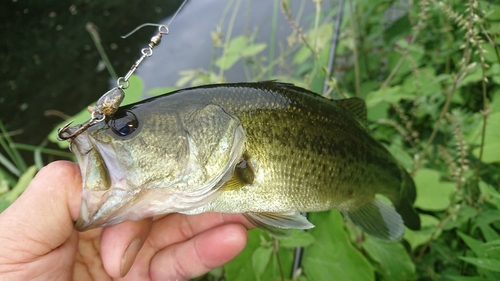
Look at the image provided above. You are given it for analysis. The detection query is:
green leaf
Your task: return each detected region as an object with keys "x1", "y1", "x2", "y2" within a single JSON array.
[
  {"x1": 240, "y1": 43, "x2": 267, "y2": 57},
  {"x1": 215, "y1": 53, "x2": 240, "y2": 71},
  {"x1": 293, "y1": 45, "x2": 312, "y2": 65},
  {"x1": 303, "y1": 210, "x2": 374, "y2": 281},
  {"x1": 459, "y1": 257, "x2": 500, "y2": 272},
  {"x1": 414, "y1": 169, "x2": 455, "y2": 211},
  {"x1": 363, "y1": 237, "x2": 416, "y2": 281},
  {"x1": 443, "y1": 204, "x2": 478, "y2": 230},
  {"x1": 384, "y1": 140, "x2": 414, "y2": 171},
  {"x1": 478, "y1": 224, "x2": 500, "y2": 242},
  {"x1": 121, "y1": 74, "x2": 144, "y2": 106},
  {"x1": 473, "y1": 112, "x2": 500, "y2": 163},
  {"x1": 365, "y1": 86, "x2": 414, "y2": 108},
  {"x1": 226, "y1": 35, "x2": 247, "y2": 54},
  {"x1": 279, "y1": 229, "x2": 315, "y2": 248},
  {"x1": 261, "y1": 244, "x2": 294, "y2": 281},
  {"x1": 405, "y1": 214, "x2": 441, "y2": 250},
  {"x1": 478, "y1": 182, "x2": 500, "y2": 210},
  {"x1": 482, "y1": 240, "x2": 500, "y2": 259},
  {"x1": 446, "y1": 275, "x2": 491, "y2": 281},
  {"x1": 367, "y1": 101, "x2": 390, "y2": 122},
  {"x1": 0, "y1": 198, "x2": 11, "y2": 213},
  {"x1": 458, "y1": 232, "x2": 486, "y2": 258},
  {"x1": 225, "y1": 228, "x2": 266, "y2": 281},
  {"x1": 215, "y1": 36, "x2": 266, "y2": 70},
  {"x1": 3, "y1": 165, "x2": 37, "y2": 202},
  {"x1": 252, "y1": 246, "x2": 273, "y2": 279},
  {"x1": 384, "y1": 14, "x2": 411, "y2": 44},
  {"x1": 475, "y1": 210, "x2": 500, "y2": 228},
  {"x1": 147, "y1": 86, "x2": 178, "y2": 97}
]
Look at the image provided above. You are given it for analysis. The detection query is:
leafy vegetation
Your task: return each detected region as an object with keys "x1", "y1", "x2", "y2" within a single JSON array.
[
  {"x1": 186, "y1": 0, "x2": 500, "y2": 280},
  {"x1": 1, "y1": 0, "x2": 500, "y2": 280}
]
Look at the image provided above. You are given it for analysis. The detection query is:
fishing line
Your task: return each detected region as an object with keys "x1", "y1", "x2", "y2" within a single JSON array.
[{"x1": 58, "y1": 1, "x2": 188, "y2": 141}]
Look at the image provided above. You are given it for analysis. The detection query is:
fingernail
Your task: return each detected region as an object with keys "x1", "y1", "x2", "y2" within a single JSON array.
[{"x1": 120, "y1": 238, "x2": 142, "y2": 277}]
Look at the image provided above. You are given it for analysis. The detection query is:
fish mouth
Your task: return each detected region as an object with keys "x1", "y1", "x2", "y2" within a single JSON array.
[
  {"x1": 67, "y1": 125, "x2": 133, "y2": 231},
  {"x1": 70, "y1": 122, "x2": 247, "y2": 231}
]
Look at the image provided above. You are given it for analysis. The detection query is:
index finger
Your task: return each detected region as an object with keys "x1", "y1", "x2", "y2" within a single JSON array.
[{"x1": 146, "y1": 213, "x2": 254, "y2": 251}]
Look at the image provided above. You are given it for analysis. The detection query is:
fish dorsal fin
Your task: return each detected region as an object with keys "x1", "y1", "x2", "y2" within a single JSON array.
[
  {"x1": 342, "y1": 198, "x2": 404, "y2": 241},
  {"x1": 243, "y1": 212, "x2": 315, "y2": 237},
  {"x1": 337, "y1": 98, "x2": 368, "y2": 128}
]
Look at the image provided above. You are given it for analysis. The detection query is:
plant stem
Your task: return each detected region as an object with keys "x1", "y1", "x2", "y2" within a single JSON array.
[
  {"x1": 12, "y1": 143, "x2": 74, "y2": 159},
  {"x1": 348, "y1": 0, "x2": 361, "y2": 97},
  {"x1": 86, "y1": 22, "x2": 118, "y2": 81},
  {"x1": 268, "y1": 0, "x2": 279, "y2": 79}
]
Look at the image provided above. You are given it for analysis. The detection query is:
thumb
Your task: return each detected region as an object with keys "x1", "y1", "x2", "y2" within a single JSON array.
[{"x1": 0, "y1": 160, "x2": 82, "y2": 261}]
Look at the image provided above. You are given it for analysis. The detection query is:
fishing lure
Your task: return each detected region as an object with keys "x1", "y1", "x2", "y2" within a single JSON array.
[{"x1": 57, "y1": 23, "x2": 169, "y2": 141}]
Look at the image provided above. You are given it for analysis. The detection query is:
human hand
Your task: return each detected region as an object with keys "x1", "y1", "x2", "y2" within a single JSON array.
[{"x1": 0, "y1": 161, "x2": 252, "y2": 280}]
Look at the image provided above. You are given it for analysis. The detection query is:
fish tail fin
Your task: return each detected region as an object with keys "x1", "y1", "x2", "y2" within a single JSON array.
[
  {"x1": 343, "y1": 198, "x2": 404, "y2": 241},
  {"x1": 395, "y1": 167, "x2": 421, "y2": 231}
]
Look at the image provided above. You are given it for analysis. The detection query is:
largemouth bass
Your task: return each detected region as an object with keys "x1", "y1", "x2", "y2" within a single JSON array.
[{"x1": 62, "y1": 81, "x2": 420, "y2": 241}]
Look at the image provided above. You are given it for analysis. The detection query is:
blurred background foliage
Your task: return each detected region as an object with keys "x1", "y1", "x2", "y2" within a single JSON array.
[{"x1": 2, "y1": 0, "x2": 500, "y2": 280}]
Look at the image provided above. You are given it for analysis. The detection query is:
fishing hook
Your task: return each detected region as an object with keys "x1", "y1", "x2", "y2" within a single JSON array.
[
  {"x1": 58, "y1": 23, "x2": 170, "y2": 141},
  {"x1": 58, "y1": 0, "x2": 188, "y2": 141},
  {"x1": 57, "y1": 87, "x2": 124, "y2": 141}
]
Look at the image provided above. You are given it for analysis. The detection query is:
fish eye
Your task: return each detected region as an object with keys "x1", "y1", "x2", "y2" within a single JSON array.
[{"x1": 109, "y1": 111, "x2": 138, "y2": 137}]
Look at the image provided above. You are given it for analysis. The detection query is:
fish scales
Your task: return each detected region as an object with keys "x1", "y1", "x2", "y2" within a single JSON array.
[
  {"x1": 65, "y1": 81, "x2": 420, "y2": 240},
  {"x1": 165, "y1": 83, "x2": 399, "y2": 212}
]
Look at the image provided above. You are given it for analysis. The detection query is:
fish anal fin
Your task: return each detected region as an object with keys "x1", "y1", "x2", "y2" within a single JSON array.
[
  {"x1": 337, "y1": 97, "x2": 368, "y2": 128},
  {"x1": 244, "y1": 212, "x2": 314, "y2": 237},
  {"x1": 343, "y1": 198, "x2": 404, "y2": 241}
]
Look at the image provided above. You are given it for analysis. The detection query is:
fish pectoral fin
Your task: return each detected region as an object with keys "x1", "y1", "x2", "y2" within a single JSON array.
[
  {"x1": 244, "y1": 212, "x2": 314, "y2": 237},
  {"x1": 342, "y1": 198, "x2": 404, "y2": 241}
]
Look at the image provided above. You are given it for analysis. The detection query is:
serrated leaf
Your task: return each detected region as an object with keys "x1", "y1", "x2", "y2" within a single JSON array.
[
  {"x1": 363, "y1": 237, "x2": 416, "y2": 281},
  {"x1": 279, "y1": 229, "x2": 315, "y2": 248},
  {"x1": 414, "y1": 169, "x2": 455, "y2": 211},
  {"x1": 459, "y1": 257, "x2": 500, "y2": 272},
  {"x1": 303, "y1": 210, "x2": 374, "y2": 281}
]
